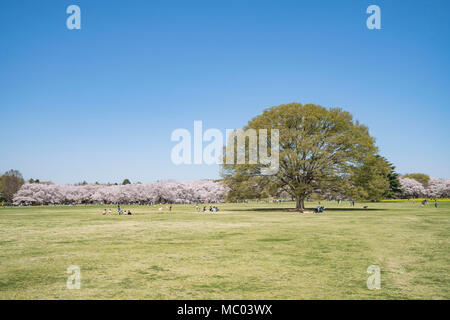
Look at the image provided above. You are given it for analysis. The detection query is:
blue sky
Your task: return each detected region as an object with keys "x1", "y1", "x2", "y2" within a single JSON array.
[{"x1": 1, "y1": 0, "x2": 449, "y2": 184}]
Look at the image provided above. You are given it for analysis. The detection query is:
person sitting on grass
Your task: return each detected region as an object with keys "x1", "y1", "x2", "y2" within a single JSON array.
[
  {"x1": 315, "y1": 206, "x2": 326, "y2": 213},
  {"x1": 108, "y1": 209, "x2": 112, "y2": 215},
  {"x1": 128, "y1": 210, "x2": 132, "y2": 215},
  {"x1": 102, "y1": 209, "x2": 106, "y2": 215}
]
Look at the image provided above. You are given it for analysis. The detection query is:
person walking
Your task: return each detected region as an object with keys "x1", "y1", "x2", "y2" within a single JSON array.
[{"x1": 435, "y1": 200, "x2": 438, "y2": 208}]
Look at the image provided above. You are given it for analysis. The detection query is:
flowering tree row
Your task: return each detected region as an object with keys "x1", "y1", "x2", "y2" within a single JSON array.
[
  {"x1": 13, "y1": 180, "x2": 227, "y2": 205},
  {"x1": 398, "y1": 177, "x2": 450, "y2": 199}
]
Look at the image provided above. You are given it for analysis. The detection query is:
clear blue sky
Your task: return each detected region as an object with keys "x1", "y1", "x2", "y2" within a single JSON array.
[{"x1": 1, "y1": 0, "x2": 449, "y2": 184}]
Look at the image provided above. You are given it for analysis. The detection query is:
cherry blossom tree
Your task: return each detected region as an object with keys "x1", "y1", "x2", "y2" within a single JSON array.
[
  {"x1": 427, "y1": 178, "x2": 450, "y2": 199},
  {"x1": 399, "y1": 177, "x2": 427, "y2": 198}
]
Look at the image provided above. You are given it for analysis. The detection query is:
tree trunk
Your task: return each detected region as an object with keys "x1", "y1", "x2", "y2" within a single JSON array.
[{"x1": 296, "y1": 197, "x2": 305, "y2": 212}]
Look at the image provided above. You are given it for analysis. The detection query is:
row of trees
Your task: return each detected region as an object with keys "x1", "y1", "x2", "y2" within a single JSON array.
[
  {"x1": 4, "y1": 103, "x2": 448, "y2": 208},
  {"x1": 9, "y1": 171, "x2": 448, "y2": 206},
  {"x1": 12, "y1": 180, "x2": 227, "y2": 205}
]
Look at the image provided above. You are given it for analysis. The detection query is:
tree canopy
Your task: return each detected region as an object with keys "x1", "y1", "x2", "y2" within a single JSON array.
[
  {"x1": 222, "y1": 103, "x2": 391, "y2": 210},
  {"x1": 402, "y1": 173, "x2": 430, "y2": 187}
]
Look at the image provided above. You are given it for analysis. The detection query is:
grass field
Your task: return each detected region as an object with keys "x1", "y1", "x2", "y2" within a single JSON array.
[{"x1": 0, "y1": 201, "x2": 449, "y2": 299}]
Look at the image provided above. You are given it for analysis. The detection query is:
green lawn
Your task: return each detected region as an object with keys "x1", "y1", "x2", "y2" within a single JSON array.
[{"x1": 0, "y1": 201, "x2": 449, "y2": 299}]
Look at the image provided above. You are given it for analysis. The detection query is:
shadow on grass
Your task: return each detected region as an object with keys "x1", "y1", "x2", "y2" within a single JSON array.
[{"x1": 227, "y1": 207, "x2": 387, "y2": 212}]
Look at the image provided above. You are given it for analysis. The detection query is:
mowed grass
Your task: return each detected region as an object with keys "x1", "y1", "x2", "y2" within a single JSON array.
[{"x1": 0, "y1": 201, "x2": 449, "y2": 299}]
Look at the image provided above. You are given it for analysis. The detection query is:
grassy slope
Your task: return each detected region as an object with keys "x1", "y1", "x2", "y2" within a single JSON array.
[{"x1": 0, "y1": 201, "x2": 448, "y2": 299}]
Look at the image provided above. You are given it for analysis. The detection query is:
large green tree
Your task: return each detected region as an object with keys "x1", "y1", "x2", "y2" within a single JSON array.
[
  {"x1": 0, "y1": 169, "x2": 25, "y2": 203},
  {"x1": 222, "y1": 103, "x2": 386, "y2": 211}
]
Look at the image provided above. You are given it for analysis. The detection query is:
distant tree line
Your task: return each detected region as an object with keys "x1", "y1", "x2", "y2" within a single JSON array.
[
  {"x1": 3, "y1": 167, "x2": 449, "y2": 207},
  {"x1": 12, "y1": 180, "x2": 226, "y2": 205}
]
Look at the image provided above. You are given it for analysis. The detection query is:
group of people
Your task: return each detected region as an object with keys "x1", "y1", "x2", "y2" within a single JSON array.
[
  {"x1": 421, "y1": 199, "x2": 439, "y2": 208},
  {"x1": 100, "y1": 205, "x2": 132, "y2": 215},
  {"x1": 158, "y1": 205, "x2": 172, "y2": 212},
  {"x1": 102, "y1": 204, "x2": 223, "y2": 215},
  {"x1": 118, "y1": 205, "x2": 132, "y2": 215},
  {"x1": 315, "y1": 205, "x2": 326, "y2": 213},
  {"x1": 196, "y1": 205, "x2": 219, "y2": 213}
]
